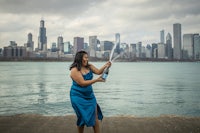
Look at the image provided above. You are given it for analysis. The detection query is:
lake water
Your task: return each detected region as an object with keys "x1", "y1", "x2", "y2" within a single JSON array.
[{"x1": 0, "y1": 62, "x2": 200, "y2": 117}]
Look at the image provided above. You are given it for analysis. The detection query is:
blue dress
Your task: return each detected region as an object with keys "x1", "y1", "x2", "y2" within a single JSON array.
[{"x1": 70, "y1": 70, "x2": 103, "y2": 127}]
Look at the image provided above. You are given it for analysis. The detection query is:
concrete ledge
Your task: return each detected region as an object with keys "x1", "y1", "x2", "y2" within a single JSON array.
[{"x1": 0, "y1": 114, "x2": 200, "y2": 133}]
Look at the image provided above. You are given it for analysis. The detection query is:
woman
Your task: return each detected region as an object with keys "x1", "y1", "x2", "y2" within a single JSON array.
[{"x1": 69, "y1": 50, "x2": 111, "y2": 133}]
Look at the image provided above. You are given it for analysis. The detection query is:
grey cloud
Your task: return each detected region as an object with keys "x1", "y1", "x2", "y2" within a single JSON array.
[
  {"x1": 0, "y1": 23, "x2": 23, "y2": 32},
  {"x1": 138, "y1": 0, "x2": 200, "y2": 19},
  {"x1": 115, "y1": 0, "x2": 200, "y2": 21},
  {"x1": 0, "y1": 0, "x2": 200, "y2": 47},
  {"x1": 0, "y1": 0, "x2": 105, "y2": 17}
]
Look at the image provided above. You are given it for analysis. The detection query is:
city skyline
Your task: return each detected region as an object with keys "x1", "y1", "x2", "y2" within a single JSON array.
[{"x1": 0, "y1": 0, "x2": 200, "y2": 48}]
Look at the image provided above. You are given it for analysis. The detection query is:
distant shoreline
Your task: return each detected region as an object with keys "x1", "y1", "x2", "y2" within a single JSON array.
[{"x1": 0, "y1": 57, "x2": 199, "y2": 62}]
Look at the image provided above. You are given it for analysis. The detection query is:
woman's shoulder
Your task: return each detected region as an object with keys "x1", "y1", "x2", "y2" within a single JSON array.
[
  {"x1": 88, "y1": 63, "x2": 94, "y2": 68},
  {"x1": 70, "y1": 67, "x2": 82, "y2": 78},
  {"x1": 71, "y1": 67, "x2": 79, "y2": 73}
]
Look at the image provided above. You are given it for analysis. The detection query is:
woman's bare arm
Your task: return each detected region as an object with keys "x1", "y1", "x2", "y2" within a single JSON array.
[
  {"x1": 70, "y1": 67, "x2": 104, "y2": 87},
  {"x1": 89, "y1": 62, "x2": 111, "y2": 75}
]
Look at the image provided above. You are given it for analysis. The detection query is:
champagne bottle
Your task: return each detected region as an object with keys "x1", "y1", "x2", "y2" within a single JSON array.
[{"x1": 102, "y1": 67, "x2": 109, "y2": 80}]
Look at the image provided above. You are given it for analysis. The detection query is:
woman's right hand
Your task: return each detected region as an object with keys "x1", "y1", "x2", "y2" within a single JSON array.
[{"x1": 96, "y1": 75, "x2": 105, "y2": 82}]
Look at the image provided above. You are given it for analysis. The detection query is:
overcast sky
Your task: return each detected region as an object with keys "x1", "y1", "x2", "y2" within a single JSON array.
[{"x1": 0, "y1": 0, "x2": 200, "y2": 48}]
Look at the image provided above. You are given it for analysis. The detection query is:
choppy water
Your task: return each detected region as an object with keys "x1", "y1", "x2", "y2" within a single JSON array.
[{"x1": 0, "y1": 62, "x2": 200, "y2": 117}]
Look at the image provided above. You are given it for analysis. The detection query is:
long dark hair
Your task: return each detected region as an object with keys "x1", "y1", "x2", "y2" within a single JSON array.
[{"x1": 69, "y1": 50, "x2": 89, "y2": 71}]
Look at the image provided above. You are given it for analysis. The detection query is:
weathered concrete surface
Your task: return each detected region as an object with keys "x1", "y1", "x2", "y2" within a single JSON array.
[{"x1": 0, "y1": 114, "x2": 200, "y2": 133}]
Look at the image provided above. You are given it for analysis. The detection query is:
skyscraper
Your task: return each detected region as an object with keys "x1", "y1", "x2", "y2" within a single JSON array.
[
  {"x1": 100, "y1": 41, "x2": 113, "y2": 51},
  {"x1": 183, "y1": 34, "x2": 194, "y2": 59},
  {"x1": 130, "y1": 43, "x2": 137, "y2": 58},
  {"x1": 89, "y1": 36, "x2": 98, "y2": 57},
  {"x1": 160, "y1": 30, "x2": 165, "y2": 43},
  {"x1": 57, "y1": 36, "x2": 64, "y2": 53},
  {"x1": 3, "y1": 42, "x2": 26, "y2": 58},
  {"x1": 194, "y1": 34, "x2": 200, "y2": 60},
  {"x1": 157, "y1": 43, "x2": 165, "y2": 59},
  {"x1": 166, "y1": 33, "x2": 173, "y2": 59},
  {"x1": 146, "y1": 44, "x2": 152, "y2": 58},
  {"x1": 173, "y1": 23, "x2": 182, "y2": 59},
  {"x1": 38, "y1": 19, "x2": 47, "y2": 51},
  {"x1": 152, "y1": 43, "x2": 158, "y2": 58},
  {"x1": 73, "y1": 37, "x2": 84, "y2": 54},
  {"x1": 51, "y1": 42, "x2": 57, "y2": 52},
  {"x1": 25, "y1": 33, "x2": 34, "y2": 51},
  {"x1": 64, "y1": 41, "x2": 71, "y2": 54},
  {"x1": 136, "y1": 42, "x2": 142, "y2": 58}
]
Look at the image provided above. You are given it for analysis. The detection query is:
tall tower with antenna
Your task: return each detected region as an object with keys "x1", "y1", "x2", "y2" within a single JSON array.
[{"x1": 38, "y1": 19, "x2": 47, "y2": 51}]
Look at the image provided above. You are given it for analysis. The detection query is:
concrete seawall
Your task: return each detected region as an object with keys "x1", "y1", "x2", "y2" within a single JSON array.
[{"x1": 0, "y1": 114, "x2": 200, "y2": 133}]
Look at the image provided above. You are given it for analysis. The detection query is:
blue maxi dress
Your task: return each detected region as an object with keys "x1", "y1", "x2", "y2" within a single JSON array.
[{"x1": 70, "y1": 70, "x2": 103, "y2": 127}]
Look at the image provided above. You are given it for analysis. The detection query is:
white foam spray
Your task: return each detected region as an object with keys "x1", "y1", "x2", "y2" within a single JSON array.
[{"x1": 109, "y1": 42, "x2": 120, "y2": 63}]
